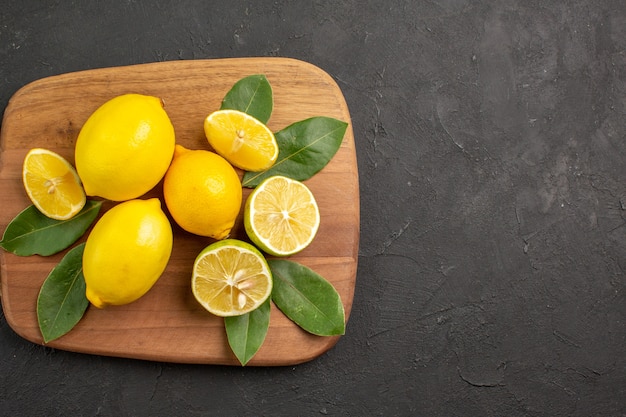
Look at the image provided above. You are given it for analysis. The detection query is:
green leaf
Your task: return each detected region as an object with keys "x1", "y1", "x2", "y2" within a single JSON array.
[
  {"x1": 269, "y1": 259, "x2": 345, "y2": 336},
  {"x1": 0, "y1": 200, "x2": 102, "y2": 256},
  {"x1": 221, "y1": 74, "x2": 273, "y2": 124},
  {"x1": 242, "y1": 117, "x2": 348, "y2": 188},
  {"x1": 224, "y1": 298, "x2": 271, "y2": 366},
  {"x1": 37, "y1": 243, "x2": 89, "y2": 343}
]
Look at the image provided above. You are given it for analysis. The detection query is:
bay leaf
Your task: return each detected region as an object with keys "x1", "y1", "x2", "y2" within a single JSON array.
[
  {"x1": 269, "y1": 259, "x2": 345, "y2": 336},
  {"x1": 0, "y1": 200, "x2": 102, "y2": 256},
  {"x1": 37, "y1": 243, "x2": 89, "y2": 343},
  {"x1": 224, "y1": 298, "x2": 271, "y2": 366},
  {"x1": 221, "y1": 74, "x2": 273, "y2": 124},
  {"x1": 242, "y1": 117, "x2": 348, "y2": 188}
]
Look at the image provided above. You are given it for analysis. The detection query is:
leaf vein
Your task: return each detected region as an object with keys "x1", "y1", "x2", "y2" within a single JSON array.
[
  {"x1": 243, "y1": 123, "x2": 345, "y2": 186},
  {"x1": 273, "y1": 271, "x2": 338, "y2": 326},
  {"x1": 48, "y1": 266, "x2": 83, "y2": 334},
  {"x1": 244, "y1": 83, "x2": 262, "y2": 114},
  {"x1": 2, "y1": 204, "x2": 99, "y2": 244}
]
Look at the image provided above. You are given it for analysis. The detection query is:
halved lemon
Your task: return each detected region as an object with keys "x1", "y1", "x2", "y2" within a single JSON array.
[
  {"x1": 244, "y1": 175, "x2": 320, "y2": 257},
  {"x1": 22, "y1": 148, "x2": 86, "y2": 220},
  {"x1": 204, "y1": 109, "x2": 278, "y2": 172},
  {"x1": 192, "y1": 239, "x2": 273, "y2": 317}
]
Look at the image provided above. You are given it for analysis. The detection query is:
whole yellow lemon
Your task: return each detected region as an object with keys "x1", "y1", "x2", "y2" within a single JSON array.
[
  {"x1": 163, "y1": 144, "x2": 242, "y2": 239},
  {"x1": 75, "y1": 94, "x2": 176, "y2": 201},
  {"x1": 83, "y1": 198, "x2": 173, "y2": 308}
]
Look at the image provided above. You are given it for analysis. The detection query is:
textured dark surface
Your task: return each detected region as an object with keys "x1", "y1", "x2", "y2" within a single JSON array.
[{"x1": 1, "y1": 1, "x2": 625, "y2": 416}]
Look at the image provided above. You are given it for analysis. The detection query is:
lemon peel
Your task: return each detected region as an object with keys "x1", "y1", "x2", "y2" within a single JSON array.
[
  {"x1": 83, "y1": 198, "x2": 173, "y2": 308},
  {"x1": 75, "y1": 94, "x2": 175, "y2": 201}
]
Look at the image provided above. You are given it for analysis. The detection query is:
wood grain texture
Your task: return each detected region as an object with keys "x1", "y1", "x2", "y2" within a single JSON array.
[{"x1": 0, "y1": 58, "x2": 359, "y2": 366}]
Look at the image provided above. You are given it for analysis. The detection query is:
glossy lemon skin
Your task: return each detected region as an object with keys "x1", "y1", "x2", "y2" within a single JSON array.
[
  {"x1": 75, "y1": 94, "x2": 175, "y2": 201},
  {"x1": 83, "y1": 198, "x2": 173, "y2": 308},
  {"x1": 163, "y1": 145, "x2": 242, "y2": 240}
]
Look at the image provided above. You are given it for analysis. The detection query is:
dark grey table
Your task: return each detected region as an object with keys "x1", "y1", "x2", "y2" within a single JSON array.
[{"x1": 1, "y1": 1, "x2": 624, "y2": 416}]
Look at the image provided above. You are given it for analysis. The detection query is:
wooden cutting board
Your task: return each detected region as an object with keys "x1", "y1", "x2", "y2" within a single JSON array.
[{"x1": 0, "y1": 58, "x2": 359, "y2": 366}]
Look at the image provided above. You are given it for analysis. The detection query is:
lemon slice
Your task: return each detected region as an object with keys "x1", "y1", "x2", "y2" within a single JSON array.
[
  {"x1": 244, "y1": 175, "x2": 320, "y2": 257},
  {"x1": 22, "y1": 148, "x2": 86, "y2": 220},
  {"x1": 192, "y1": 239, "x2": 273, "y2": 317},
  {"x1": 204, "y1": 109, "x2": 278, "y2": 172}
]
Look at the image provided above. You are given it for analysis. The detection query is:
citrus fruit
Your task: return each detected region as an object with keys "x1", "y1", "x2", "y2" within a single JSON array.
[
  {"x1": 83, "y1": 198, "x2": 173, "y2": 308},
  {"x1": 192, "y1": 239, "x2": 272, "y2": 317},
  {"x1": 244, "y1": 175, "x2": 320, "y2": 257},
  {"x1": 74, "y1": 93, "x2": 176, "y2": 201},
  {"x1": 204, "y1": 109, "x2": 278, "y2": 172},
  {"x1": 22, "y1": 148, "x2": 86, "y2": 220},
  {"x1": 163, "y1": 145, "x2": 242, "y2": 239}
]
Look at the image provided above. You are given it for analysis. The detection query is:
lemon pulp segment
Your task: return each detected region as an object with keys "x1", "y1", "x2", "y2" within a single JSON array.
[
  {"x1": 22, "y1": 148, "x2": 86, "y2": 220},
  {"x1": 204, "y1": 109, "x2": 278, "y2": 172},
  {"x1": 192, "y1": 239, "x2": 272, "y2": 317},
  {"x1": 244, "y1": 175, "x2": 320, "y2": 257}
]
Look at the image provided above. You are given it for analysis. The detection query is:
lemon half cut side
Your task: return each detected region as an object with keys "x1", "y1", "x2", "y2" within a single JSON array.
[
  {"x1": 244, "y1": 175, "x2": 320, "y2": 257},
  {"x1": 192, "y1": 239, "x2": 272, "y2": 317},
  {"x1": 22, "y1": 148, "x2": 86, "y2": 220},
  {"x1": 204, "y1": 109, "x2": 278, "y2": 172}
]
